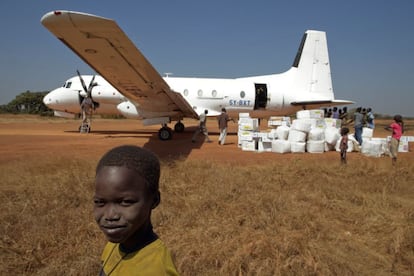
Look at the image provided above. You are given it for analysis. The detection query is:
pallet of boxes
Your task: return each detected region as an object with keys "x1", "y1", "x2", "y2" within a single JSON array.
[
  {"x1": 237, "y1": 113, "x2": 291, "y2": 152},
  {"x1": 238, "y1": 110, "x2": 353, "y2": 154},
  {"x1": 275, "y1": 109, "x2": 331, "y2": 154},
  {"x1": 237, "y1": 110, "x2": 413, "y2": 155},
  {"x1": 282, "y1": 109, "x2": 358, "y2": 154}
]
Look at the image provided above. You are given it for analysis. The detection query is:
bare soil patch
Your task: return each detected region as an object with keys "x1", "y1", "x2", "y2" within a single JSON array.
[{"x1": 1, "y1": 114, "x2": 412, "y2": 165}]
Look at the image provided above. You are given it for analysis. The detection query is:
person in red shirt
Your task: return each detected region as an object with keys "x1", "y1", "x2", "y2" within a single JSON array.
[{"x1": 385, "y1": 114, "x2": 404, "y2": 165}]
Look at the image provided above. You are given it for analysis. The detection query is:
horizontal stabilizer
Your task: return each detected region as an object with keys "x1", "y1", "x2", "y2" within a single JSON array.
[
  {"x1": 292, "y1": 99, "x2": 354, "y2": 105},
  {"x1": 291, "y1": 99, "x2": 354, "y2": 109}
]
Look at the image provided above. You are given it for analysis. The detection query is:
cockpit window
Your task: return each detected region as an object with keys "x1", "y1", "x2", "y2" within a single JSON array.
[{"x1": 66, "y1": 82, "x2": 72, "y2": 88}]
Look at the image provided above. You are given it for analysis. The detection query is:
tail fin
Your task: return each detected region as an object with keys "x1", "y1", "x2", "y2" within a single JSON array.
[{"x1": 291, "y1": 30, "x2": 334, "y2": 100}]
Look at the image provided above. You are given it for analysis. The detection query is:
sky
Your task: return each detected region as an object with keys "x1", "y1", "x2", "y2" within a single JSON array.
[{"x1": 0, "y1": 1, "x2": 413, "y2": 117}]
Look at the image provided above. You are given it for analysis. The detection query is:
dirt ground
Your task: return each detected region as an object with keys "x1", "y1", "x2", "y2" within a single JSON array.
[{"x1": 0, "y1": 114, "x2": 412, "y2": 165}]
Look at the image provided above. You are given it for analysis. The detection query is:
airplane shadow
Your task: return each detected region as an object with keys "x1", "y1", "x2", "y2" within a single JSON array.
[
  {"x1": 64, "y1": 130, "x2": 153, "y2": 136},
  {"x1": 142, "y1": 127, "x2": 238, "y2": 160},
  {"x1": 65, "y1": 126, "x2": 224, "y2": 161},
  {"x1": 64, "y1": 124, "x2": 238, "y2": 161},
  {"x1": 143, "y1": 126, "x2": 215, "y2": 160}
]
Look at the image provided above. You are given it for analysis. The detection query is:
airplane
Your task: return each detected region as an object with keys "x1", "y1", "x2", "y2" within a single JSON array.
[{"x1": 41, "y1": 10, "x2": 352, "y2": 140}]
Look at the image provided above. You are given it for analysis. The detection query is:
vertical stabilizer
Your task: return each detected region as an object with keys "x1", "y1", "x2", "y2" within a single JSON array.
[{"x1": 291, "y1": 30, "x2": 334, "y2": 100}]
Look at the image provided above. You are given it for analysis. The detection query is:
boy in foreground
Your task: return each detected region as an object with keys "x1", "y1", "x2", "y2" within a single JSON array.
[{"x1": 94, "y1": 145, "x2": 179, "y2": 275}]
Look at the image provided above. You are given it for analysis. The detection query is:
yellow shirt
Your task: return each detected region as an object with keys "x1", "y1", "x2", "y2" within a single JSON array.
[{"x1": 100, "y1": 239, "x2": 179, "y2": 275}]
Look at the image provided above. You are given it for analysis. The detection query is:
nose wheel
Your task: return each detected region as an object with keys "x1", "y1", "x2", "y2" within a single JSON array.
[{"x1": 79, "y1": 121, "x2": 91, "y2": 133}]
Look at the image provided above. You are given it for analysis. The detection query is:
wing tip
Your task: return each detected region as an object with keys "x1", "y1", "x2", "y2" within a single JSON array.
[
  {"x1": 41, "y1": 10, "x2": 68, "y2": 24},
  {"x1": 41, "y1": 10, "x2": 110, "y2": 25}
]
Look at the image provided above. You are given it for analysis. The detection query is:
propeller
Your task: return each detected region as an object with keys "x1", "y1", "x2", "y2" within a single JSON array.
[{"x1": 76, "y1": 70, "x2": 99, "y2": 109}]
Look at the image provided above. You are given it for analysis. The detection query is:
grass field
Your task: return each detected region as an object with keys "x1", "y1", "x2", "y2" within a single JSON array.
[{"x1": 0, "y1": 116, "x2": 413, "y2": 275}]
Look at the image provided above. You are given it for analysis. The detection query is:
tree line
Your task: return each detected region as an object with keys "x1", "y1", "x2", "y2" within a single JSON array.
[{"x1": 0, "y1": 91, "x2": 53, "y2": 116}]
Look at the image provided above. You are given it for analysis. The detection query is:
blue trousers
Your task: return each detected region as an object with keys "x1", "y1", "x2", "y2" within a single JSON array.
[{"x1": 354, "y1": 126, "x2": 363, "y2": 145}]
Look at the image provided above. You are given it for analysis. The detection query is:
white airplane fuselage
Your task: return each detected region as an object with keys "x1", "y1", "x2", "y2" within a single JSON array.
[{"x1": 44, "y1": 68, "x2": 335, "y2": 120}]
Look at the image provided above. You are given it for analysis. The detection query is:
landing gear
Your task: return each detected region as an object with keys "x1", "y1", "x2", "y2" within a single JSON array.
[
  {"x1": 158, "y1": 126, "x2": 173, "y2": 140},
  {"x1": 158, "y1": 121, "x2": 185, "y2": 141},
  {"x1": 174, "y1": 121, "x2": 185, "y2": 133},
  {"x1": 79, "y1": 119, "x2": 91, "y2": 133}
]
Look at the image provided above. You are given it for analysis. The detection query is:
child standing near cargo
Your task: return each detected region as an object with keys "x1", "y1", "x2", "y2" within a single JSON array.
[
  {"x1": 339, "y1": 127, "x2": 349, "y2": 164},
  {"x1": 94, "y1": 145, "x2": 179, "y2": 275},
  {"x1": 385, "y1": 115, "x2": 404, "y2": 165}
]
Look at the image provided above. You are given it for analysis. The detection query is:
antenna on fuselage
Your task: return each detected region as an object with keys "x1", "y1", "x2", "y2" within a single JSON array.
[{"x1": 164, "y1": 72, "x2": 173, "y2": 78}]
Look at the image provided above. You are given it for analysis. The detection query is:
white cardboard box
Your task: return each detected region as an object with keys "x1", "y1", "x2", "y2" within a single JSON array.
[
  {"x1": 241, "y1": 140, "x2": 257, "y2": 151},
  {"x1": 238, "y1": 118, "x2": 259, "y2": 131},
  {"x1": 258, "y1": 141, "x2": 272, "y2": 152},
  {"x1": 387, "y1": 136, "x2": 410, "y2": 152},
  {"x1": 268, "y1": 116, "x2": 291, "y2": 127},
  {"x1": 324, "y1": 118, "x2": 342, "y2": 128},
  {"x1": 296, "y1": 109, "x2": 324, "y2": 119}
]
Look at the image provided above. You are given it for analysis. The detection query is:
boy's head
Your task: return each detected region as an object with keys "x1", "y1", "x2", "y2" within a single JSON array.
[
  {"x1": 340, "y1": 127, "x2": 350, "y2": 136},
  {"x1": 94, "y1": 145, "x2": 160, "y2": 250},
  {"x1": 393, "y1": 114, "x2": 403, "y2": 123}
]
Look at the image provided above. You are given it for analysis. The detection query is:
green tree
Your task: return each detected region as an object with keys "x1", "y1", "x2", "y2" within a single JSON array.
[{"x1": 0, "y1": 91, "x2": 53, "y2": 115}]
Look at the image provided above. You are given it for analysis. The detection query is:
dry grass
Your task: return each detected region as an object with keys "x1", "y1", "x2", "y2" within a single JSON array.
[{"x1": 1, "y1": 155, "x2": 414, "y2": 275}]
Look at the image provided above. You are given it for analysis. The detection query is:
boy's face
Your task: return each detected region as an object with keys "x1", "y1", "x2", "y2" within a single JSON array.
[{"x1": 94, "y1": 166, "x2": 157, "y2": 249}]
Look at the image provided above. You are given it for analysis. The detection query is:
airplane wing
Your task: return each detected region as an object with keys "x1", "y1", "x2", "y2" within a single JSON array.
[{"x1": 41, "y1": 10, "x2": 198, "y2": 120}]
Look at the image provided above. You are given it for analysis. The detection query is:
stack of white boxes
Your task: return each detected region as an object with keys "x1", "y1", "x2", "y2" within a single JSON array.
[
  {"x1": 262, "y1": 116, "x2": 291, "y2": 152},
  {"x1": 360, "y1": 127, "x2": 386, "y2": 157},
  {"x1": 237, "y1": 110, "x2": 413, "y2": 155},
  {"x1": 269, "y1": 109, "x2": 343, "y2": 154},
  {"x1": 359, "y1": 132, "x2": 413, "y2": 157},
  {"x1": 291, "y1": 110, "x2": 326, "y2": 153},
  {"x1": 399, "y1": 136, "x2": 414, "y2": 152},
  {"x1": 238, "y1": 113, "x2": 259, "y2": 151}
]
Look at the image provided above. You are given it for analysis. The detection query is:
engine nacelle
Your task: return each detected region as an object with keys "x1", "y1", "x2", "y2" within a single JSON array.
[
  {"x1": 91, "y1": 86, "x2": 125, "y2": 105},
  {"x1": 117, "y1": 101, "x2": 139, "y2": 119}
]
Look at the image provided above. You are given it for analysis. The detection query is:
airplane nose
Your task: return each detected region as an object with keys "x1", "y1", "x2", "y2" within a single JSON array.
[
  {"x1": 42, "y1": 88, "x2": 80, "y2": 112},
  {"x1": 43, "y1": 92, "x2": 52, "y2": 106},
  {"x1": 43, "y1": 89, "x2": 61, "y2": 108}
]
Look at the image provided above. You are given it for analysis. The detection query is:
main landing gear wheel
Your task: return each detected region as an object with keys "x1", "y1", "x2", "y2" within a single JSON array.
[
  {"x1": 158, "y1": 127, "x2": 173, "y2": 140},
  {"x1": 174, "y1": 122, "x2": 185, "y2": 133}
]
